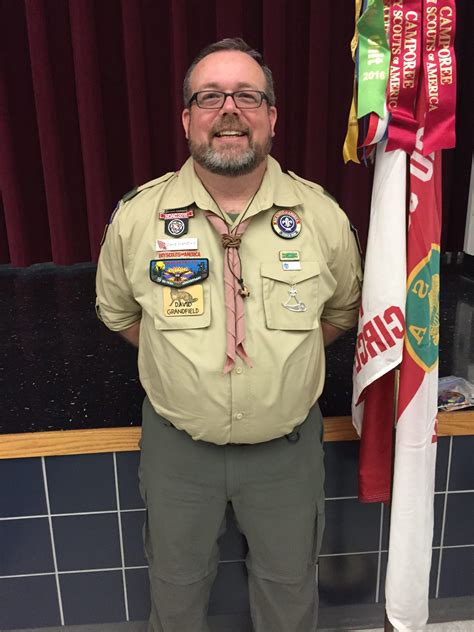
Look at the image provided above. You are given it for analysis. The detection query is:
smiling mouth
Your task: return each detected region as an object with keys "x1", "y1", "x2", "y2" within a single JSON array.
[{"x1": 214, "y1": 130, "x2": 247, "y2": 138}]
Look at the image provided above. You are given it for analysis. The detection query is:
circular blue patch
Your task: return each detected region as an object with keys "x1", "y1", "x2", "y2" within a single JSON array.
[
  {"x1": 278, "y1": 214, "x2": 296, "y2": 233},
  {"x1": 271, "y1": 210, "x2": 302, "y2": 239}
]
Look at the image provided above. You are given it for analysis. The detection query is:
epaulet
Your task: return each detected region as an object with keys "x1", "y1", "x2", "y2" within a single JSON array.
[
  {"x1": 100, "y1": 172, "x2": 176, "y2": 247},
  {"x1": 287, "y1": 171, "x2": 338, "y2": 205},
  {"x1": 350, "y1": 223, "x2": 364, "y2": 260},
  {"x1": 121, "y1": 171, "x2": 176, "y2": 203}
]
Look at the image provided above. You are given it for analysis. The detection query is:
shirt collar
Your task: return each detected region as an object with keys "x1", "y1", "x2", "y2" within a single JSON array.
[
  {"x1": 253, "y1": 156, "x2": 303, "y2": 211},
  {"x1": 159, "y1": 155, "x2": 303, "y2": 216}
]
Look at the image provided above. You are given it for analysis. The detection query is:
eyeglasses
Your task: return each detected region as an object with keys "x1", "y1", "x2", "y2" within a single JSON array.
[{"x1": 188, "y1": 90, "x2": 269, "y2": 109}]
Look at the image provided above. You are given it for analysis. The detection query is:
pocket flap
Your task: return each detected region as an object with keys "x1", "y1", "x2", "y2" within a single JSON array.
[{"x1": 260, "y1": 261, "x2": 320, "y2": 284}]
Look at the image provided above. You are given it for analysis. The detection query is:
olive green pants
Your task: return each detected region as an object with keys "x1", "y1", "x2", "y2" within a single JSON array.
[{"x1": 139, "y1": 397, "x2": 325, "y2": 632}]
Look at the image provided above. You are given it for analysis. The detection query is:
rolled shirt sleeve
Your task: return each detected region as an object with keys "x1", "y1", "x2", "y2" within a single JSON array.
[
  {"x1": 96, "y1": 206, "x2": 142, "y2": 331},
  {"x1": 321, "y1": 218, "x2": 363, "y2": 331}
]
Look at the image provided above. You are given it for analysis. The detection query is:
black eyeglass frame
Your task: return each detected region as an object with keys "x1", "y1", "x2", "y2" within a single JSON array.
[{"x1": 188, "y1": 90, "x2": 270, "y2": 109}]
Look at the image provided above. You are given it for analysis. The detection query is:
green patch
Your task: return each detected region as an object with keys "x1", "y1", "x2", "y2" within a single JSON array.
[{"x1": 279, "y1": 250, "x2": 300, "y2": 261}]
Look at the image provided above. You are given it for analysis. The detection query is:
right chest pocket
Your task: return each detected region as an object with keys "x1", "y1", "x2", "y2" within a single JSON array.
[
  {"x1": 153, "y1": 282, "x2": 211, "y2": 330},
  {"x1": 261, "y1": 261, "x2": 320, "y2": 330}
]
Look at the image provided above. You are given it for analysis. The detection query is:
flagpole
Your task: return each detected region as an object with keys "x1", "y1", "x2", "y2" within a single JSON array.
[
  {"x1": 384, "y1": 613, "x2": 394, "y2": 632},
  {"x1": 384, "y1": 368, "x2": 399, "y2": 632}
]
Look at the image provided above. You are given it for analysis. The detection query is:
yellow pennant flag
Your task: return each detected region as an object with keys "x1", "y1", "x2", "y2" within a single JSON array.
[{"x1": 343, "y1": 0, "x2": 363, "y2": 164}]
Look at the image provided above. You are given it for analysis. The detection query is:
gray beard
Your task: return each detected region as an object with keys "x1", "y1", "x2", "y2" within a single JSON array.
[{"x1": 188, "y1": 137, "x2": 272, "y2": 177}]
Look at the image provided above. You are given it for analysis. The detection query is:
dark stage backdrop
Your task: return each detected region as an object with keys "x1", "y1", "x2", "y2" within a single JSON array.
[{"x1": 0, "y1": 0, "x2": 471, "y2": 266}]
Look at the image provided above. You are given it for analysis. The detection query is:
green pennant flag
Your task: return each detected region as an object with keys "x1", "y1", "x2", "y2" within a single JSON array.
[{"x1": 357, "y1": 0, "x2": 390, "y2": 119}]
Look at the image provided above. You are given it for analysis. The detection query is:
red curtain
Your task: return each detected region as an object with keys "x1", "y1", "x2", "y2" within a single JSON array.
[{"x1": 0, "y1": 0, "x2": 471, "y2": 266}]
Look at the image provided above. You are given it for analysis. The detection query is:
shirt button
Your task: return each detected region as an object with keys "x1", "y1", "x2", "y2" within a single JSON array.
[
  {"x1": 235, "y1": 367, "x2": 243, "y2": 375},
  {"x1": 235, "y1": 412, "x2": 243, "y2": 420}
]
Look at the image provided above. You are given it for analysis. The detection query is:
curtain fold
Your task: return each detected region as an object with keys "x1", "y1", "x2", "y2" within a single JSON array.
[
  {"x1": 170, "y1": 0, "x2": 191, "y2": 169},
  {"x1": 304, "y1": 3, "x2": 330, "y2": 184},
  {"x1": 69, "y1": 0, "x2": 112, "y2": 260},
  {"x1": 1, "y1": 0, "x2": 51, "y2": 265},
  {"x1": 121, "y1": 0, "x2": 153, "y2": 184},
  {"x1": 25, "y1": 0, "x2": 91, "y2": 263},
  {"x1": 0, "y1": 0, "x2": 470, "y2": 266},
  {"x1": 262, "y1": 0, "x2": 288, "y2": 160}
]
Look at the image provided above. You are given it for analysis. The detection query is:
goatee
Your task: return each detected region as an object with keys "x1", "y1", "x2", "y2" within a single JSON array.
[{"x1": 188, "y1": 133, "x2": 272, "y2": 177}]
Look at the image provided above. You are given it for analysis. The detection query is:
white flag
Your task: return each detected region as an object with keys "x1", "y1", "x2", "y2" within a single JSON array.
[
  {"x1": 351, "y1": 141, "x2": 407, "y2": 502},
  {"x1": 385, "y1": 123, "x2": 441, "y2": 631},
  {"x1": 352, "y1": 140, "x2": 406, "y2": 435}
]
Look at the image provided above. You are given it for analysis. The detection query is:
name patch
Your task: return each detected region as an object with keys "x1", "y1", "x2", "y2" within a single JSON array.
[
  {"x1": 156, "y1": 238, "x2": 198, "y2": 251},
  {"x1": 163, "y1": 285, "x2": 204, "y2": 316}
]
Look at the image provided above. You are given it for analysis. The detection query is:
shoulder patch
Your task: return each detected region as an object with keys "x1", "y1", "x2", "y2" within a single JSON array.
[
  {"x1": 287, "y1": 171, "x2": 338, "y2": 205},
  {"x1": 122, "y1": 187, "x2": 138, "y2": 202},
  {"x1": 121, "y1": 171, "x2": 176, "y2": 204},
  {"x1": 100, "y1": 201, "x2": 121, "y2": 246},
  {"x1": 108, "y1": 201, "x2": 121, "y2": 224},
  {"x1": 350, "y1": 223, "x2": 365, "y2": 271}
]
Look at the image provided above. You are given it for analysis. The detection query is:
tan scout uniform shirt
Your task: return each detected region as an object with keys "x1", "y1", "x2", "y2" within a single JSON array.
[{"x1": 96, "y1": 156, "x2": 362, "y2": 444}]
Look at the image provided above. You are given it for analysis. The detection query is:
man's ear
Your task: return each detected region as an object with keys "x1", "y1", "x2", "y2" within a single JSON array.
[
  {"x1": 182, "y1": 109, "x2": 190, "y2": 140},
  {"x1": 269, "y1": 106, "x2": 277, "y2": 137}
]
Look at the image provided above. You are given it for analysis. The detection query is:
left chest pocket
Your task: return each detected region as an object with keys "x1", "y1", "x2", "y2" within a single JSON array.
[{"x1": 261, "y1": 261, "x2": 320, "y2": 330}]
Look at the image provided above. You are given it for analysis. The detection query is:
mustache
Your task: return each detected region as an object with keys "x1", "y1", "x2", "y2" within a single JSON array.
[{"x1": 211, "y1": 121, "x2": 250, "y2": 136}]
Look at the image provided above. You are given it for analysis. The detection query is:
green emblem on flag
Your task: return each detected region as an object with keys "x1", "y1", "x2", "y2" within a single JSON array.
[{"x1": 405, "y1": 245, "x2": 440, "y2": 372}]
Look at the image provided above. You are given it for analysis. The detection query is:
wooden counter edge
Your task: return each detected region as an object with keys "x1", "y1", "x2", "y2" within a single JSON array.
[{"x1": 0, "y1": 411, "x2": 472, "y2": 459}]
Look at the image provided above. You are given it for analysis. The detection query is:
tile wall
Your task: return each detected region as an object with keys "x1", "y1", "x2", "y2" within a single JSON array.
[{"x1": 0, "y1": 436, "x2": 472, "y2": 628}]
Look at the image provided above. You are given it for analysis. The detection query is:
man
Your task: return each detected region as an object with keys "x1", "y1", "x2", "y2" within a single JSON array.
[{"x1": 96, "y1": 38, "x2": 361, "y2": 632}]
